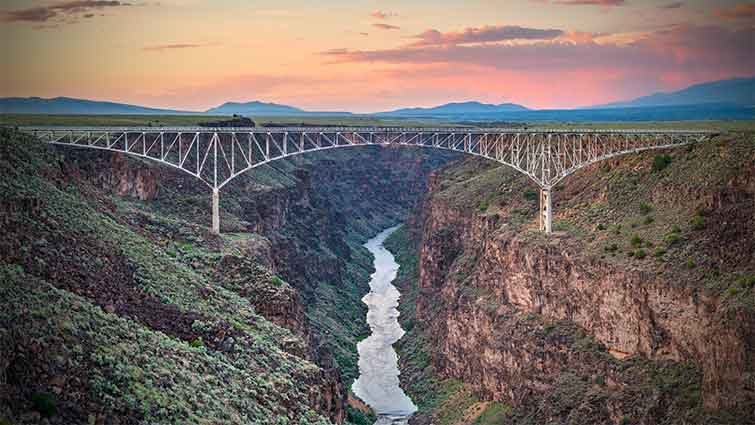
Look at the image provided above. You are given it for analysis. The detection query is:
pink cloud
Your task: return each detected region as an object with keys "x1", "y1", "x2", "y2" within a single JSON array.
[
  {"x1": 370, "y1": 10, "x2": 397, "y2": 20},
  {"x1": 411, "y1": 25, "x2": 563, "y2": 46},
  {"x1": 142, "y1": 43, "x2": 206, "y2": 52},
  {"x1": 372, "y1": 23, "x2": 400, "y2": 30}
]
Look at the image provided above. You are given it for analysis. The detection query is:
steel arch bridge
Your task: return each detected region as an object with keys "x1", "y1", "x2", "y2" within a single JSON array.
[{"x1": 26, "y1": 127, "x2": 718, "y2": 234}]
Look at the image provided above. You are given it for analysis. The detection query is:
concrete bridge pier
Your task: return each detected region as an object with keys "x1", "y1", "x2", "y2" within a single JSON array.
[
  {"x1": 539, "y1": 187, "x2": 553, "y2": 234},
  {"x1": 212, "y1": 188, "x2": 220, "y2": 235}
]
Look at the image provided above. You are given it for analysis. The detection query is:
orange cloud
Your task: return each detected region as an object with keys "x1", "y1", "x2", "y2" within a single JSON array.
[{"x1": 715, "y1": 3, "x2": 755, "y2": 19}]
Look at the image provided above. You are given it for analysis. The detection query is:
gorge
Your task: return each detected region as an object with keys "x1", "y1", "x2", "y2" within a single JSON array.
[{"x1": 1, "y1": 127, "x2": 754, "y2": 424}]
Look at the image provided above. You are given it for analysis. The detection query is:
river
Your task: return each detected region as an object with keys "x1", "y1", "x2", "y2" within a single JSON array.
[{"x1": 352, "y1": 225, "x2": 417, "y2": 425}]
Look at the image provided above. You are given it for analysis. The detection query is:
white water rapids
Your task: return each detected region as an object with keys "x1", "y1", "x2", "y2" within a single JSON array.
[{"x1": 351, "y1": 225, "x2": 417, "y2": 425}]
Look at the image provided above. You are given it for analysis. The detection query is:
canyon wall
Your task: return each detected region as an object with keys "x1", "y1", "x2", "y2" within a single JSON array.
[{"x1": 401, "y1": 134, "x2": 754, "y2": 423}]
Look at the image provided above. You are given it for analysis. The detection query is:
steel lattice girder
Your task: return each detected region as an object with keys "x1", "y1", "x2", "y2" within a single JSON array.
[{"x1": 26, "y1": 127, "x2": 717, "y2": 190}]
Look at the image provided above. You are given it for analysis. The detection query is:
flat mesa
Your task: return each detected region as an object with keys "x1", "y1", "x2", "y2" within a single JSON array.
[{"x1": 352, "y1": 225, "x2": 417, "y2": 423}]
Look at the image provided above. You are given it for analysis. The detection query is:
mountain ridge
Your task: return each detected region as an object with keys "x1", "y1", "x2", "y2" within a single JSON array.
[{"x1": 592, "y1": 76, "x2": 755, "y2": 109}]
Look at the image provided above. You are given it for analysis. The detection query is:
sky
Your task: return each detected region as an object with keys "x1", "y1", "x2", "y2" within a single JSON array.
[{"x1": 1, "y1": 0, "x2": 754, "y2": 112}]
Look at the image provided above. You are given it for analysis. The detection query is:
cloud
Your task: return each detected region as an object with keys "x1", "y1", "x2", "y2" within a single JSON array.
[
  {"x1": 323, "y1": 25, "x2": 755, "y2": 79},
  {"x1": 411, "y1": 25, "x2": 563, "y2": 46},
  {"x1": 3, "y1": 1, "x2": 130, "y2": 23},
  {"x1": 536, "y1": 0, "x2": 625, "y2": 5},
  {"x1": 715, "y1": 3, "x2": 755, "y2": 19},
  {"x1": 370, "y1": 10, "x2": 397, "y2": 20},
  {"x1": 142, "y1": 43, "x2": 205, "y2": 52},
  {"x1": 372, "y1": 23, "x2": 400, "y2": 30},
  {"x1": 661, "y1": 2, "x2": 683, "y2": 9}
]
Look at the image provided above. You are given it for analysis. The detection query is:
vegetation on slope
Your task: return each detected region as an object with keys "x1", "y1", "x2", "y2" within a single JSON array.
[{"x1": 0, "y1": 129, "x2": 334, "y2": 424}]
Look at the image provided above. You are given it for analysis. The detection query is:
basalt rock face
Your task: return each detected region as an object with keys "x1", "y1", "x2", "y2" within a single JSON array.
[{"x1": 406, "y1": 135, "x2": 755, "y2": 423}]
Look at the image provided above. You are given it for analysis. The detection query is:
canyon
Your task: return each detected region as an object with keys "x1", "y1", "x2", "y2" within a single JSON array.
[{"x1": 1, "y1": 128, "x2": 754, "y2": 424}]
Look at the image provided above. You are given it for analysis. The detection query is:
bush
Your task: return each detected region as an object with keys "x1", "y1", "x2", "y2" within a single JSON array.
[
  {"x1": 189, "y1": 337, "x2": 204, "y2": 348},
  {"x1": 596, "y1": 223, "x2": 606, "y2": 231},
  {"x1": 630, "y1": 235, "x2": 643, "y2": 247},
  {"x1": 478, "y1": 200, "x2": 489, "y2": 212},
  {"x1": 736, "y1": 275, "x2": 755, "y2": 290},
  {"x1": 686, "y1": 259, "x2": 696, "y2": 269},
  {"x1": 652, "y1": 154, "x2": 672, "y2": 172},
  {"x1": 690, "y1": 214, "x2": 705, "y2": 230},
  {"x1": 523, "y1": 189, "x2": 539, "y2": 201},
  {"x1": 604, "y1": 243, "x2": 618, "y2": 253},
  {"x1": 643, "y1": 216, "x2": 654, "y2": 225},
  {"x1": 653, "y1": 248, "x2": 667, "y2": 258},
  {"x1": 269, "y1": 276, "x2": 284, "y2": 287},
  {"x1": 595, "y1": 375, "x2": 605, "y2": 386},
  {"x1": 639, "y1": 202, "x2": 653, "y2": 215},
  {"x1": 664, "y1": 232, "x2": 681, "y2": 246},
  {"x1": 543, "y1": 323, "x2": 557, "y2": 335},
  {"x1": 31, "y1": 392, "x2": 57, "y2": 418},
  {"x1": 634, "y1": 249, "x2": 647, "y2": 259}
]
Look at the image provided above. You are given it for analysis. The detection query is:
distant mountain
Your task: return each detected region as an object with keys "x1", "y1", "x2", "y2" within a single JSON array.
[
  {"x1": 205, "y1": 100, "x2": 305, "y2": 115},
  {"x1": 379, "y1": 101, "x2": 529, "y2": 117},
  {"x1": 0, "y1": 97, "x2": 190, "y2": 115},
  {"x1": 593, "y1": 77, "x2": 755, "y2": 109}
]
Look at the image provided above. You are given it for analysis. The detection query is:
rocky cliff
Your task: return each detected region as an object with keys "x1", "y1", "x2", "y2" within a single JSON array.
[
  {"x1": 396, "y1": 133, "x2": 755, "y2": 424},
  {"x1": 1, "y1": 130, "x2": 456, "y2": 424}
]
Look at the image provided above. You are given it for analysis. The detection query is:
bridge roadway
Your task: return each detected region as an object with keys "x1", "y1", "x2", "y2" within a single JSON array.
[{"x1": 24, "y1": 126, "x2": 719, "y2": 234}]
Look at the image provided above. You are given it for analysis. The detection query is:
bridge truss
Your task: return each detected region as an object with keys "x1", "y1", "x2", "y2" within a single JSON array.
[{"x1": 27, "y1": 127, "x2": 717, "y2": 234}]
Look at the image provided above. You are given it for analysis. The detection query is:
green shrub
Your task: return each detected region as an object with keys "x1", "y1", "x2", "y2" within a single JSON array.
[
  {"x1": 630, "y1": 235, "x2": 643, "y2": 247},
  {"x1": 543, "y1": 323, "x2": 557, "y2": 335},
  {"x1": 189, "y1": 337, "x2": 204, "y2": 348},
  {"x1": 620, "y1": 417, "x2": 632, "y2": 425},
  {"x1": 671, "y1": 224, "x2": 681, "y2": 233},
  {"x1": 523, "y1": 189, "x2": 539, "y2": 201},
  {"x1": 596, "y1": 223, "x2": 606, "y2": 231},
  {"x1": 604, "y1": 243, "x2": 618, "y2": 253},
  {"x1": 652, "y1": 154, "x2": 672, "y2": 172},
  {"x1": 643, "y1": 216, "x2": 654, "y2": 225},
  {"x1": 31, "y1": 392, "x2": 56, "y2": 418},
  {"x1": 478, "y1": 200, "x2": 489, "y2": 212},
  {"x1": 736, "y1": 275, "x2": 755, "y2": 290},
  {"x1": 726, "y1": 287, "x2": 740, "y2": 297},
  {"x1": 269, "y1": 276, "x2": 284, "y2": 287},
  {"x1": 639, "y1": 202, "x2": 653, "y2": 215},
  {"x1": 595, "y1": 375, "x2": 605, "y2": 386},
  {"x1": 664, "y1": 232, "x2": 681, "y2": 246},
  {"x1": 653, "y1": 248, "x2": 667, "y2": 258},
  {"x1": 634, "y1": 249, "x2": 647, "y2": 259},
  {"x1": 690, "y1": 214, "x2": 705, "y2": 231},
  {"x1": 686, "y1": 259, "x2": 696, "y2": 269},
  {"x1": 610, "y1": 224, "x2": 622, "y2": 235}
]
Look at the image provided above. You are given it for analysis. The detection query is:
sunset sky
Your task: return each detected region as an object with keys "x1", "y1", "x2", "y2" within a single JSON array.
[{"x1": 2, "y1": 0, "x2": 754, "y2": 112}]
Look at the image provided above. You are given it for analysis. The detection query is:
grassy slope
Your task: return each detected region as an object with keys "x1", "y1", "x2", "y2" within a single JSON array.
[
  {"x1": 0, "y1": 129, "x2": 333, "y2": 424},
  {"x1": 388, "y1": 132, "x2": 755, "y2": 423}
]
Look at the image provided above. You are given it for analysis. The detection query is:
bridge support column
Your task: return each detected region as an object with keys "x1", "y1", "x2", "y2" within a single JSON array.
[
  {"x1": 539, "y1": 187, "x2": 553, "y2": 234},
  {"x1": 211, "y1": 188, "x2": 220, "y2": 235}
]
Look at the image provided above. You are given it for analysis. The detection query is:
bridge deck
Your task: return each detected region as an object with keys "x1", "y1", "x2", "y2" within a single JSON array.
[{"x1": 21, "y1": 126, "x2": 719, "y2": 135}]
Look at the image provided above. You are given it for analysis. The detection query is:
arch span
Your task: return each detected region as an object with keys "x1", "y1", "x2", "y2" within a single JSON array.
[{"x1": 27, "y1": 127, "x2": 717, "y2": 234}]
